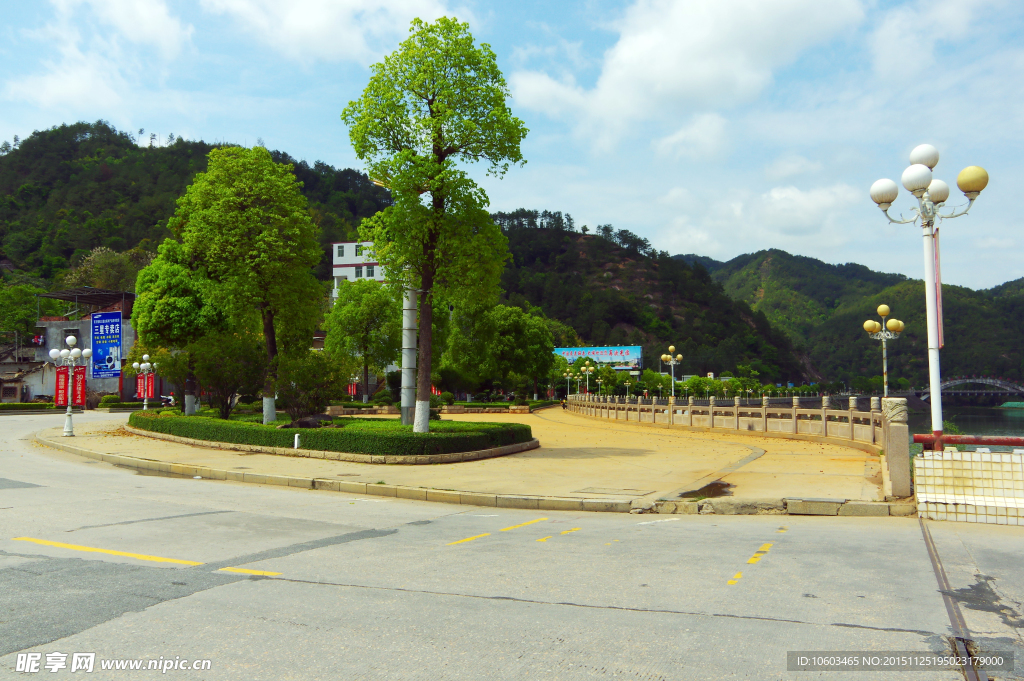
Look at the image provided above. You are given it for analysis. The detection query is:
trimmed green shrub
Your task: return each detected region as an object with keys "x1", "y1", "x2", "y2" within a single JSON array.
[
  {"x1": 128, "y1": 411, "x2": 532, "y2": 456},
  {"x1": 0, "y1": 403, "x2": 51, "y2": 411},
  {"x1": 429, "y1": 394, "x2": 442, "y2": 409},
  {"x1": 98, "y1": 395, "x2": 121, "y2": 405},
  {"x1": 104, "y1": 402, "x2": 146, "y2": 409},
  {"x1": 440, "y1": 391, "x2": 455, "y2": 405}
]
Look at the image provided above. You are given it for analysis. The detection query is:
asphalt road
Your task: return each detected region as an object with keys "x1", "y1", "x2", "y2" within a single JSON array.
[{"x1": 1, "y1": 412, "x2": 1022, "y2": 680}]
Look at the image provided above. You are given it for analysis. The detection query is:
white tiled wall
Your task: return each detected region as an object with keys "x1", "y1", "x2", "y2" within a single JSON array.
[{"x1": 915, "y1": 449, "x2": 1024, "y2": 524}]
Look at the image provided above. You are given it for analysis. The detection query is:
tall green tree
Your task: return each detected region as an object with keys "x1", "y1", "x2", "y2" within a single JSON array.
[
  {"x1": 171, "y1": 146, "x2": 323, "y2": 423},
  {"x1": 132, "y1": 239, "x2": 227, "y2": 414},
  {"x1": 479, "y1": 305, "x2": 553, "y2": 399},
  {"x1": 323, "y1": 280, "x2": 400, "y2": 402},
  {"x1": 342, "y1": 16, "x2": 527, "y2": 431}
]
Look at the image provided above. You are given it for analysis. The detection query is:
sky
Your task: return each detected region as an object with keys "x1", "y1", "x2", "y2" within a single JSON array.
[{"x1": 2, "y1": 0, "x2": 1023, "y2": 289}]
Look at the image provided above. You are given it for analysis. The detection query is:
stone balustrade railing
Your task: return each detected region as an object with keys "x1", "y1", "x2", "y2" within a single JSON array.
[{"x1": 567, "y1": 393, "x2": 911, "y2": 496}]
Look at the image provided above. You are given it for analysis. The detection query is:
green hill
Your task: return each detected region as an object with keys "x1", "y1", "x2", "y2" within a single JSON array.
[
  {"x1": 496, "y1": 211, "x2": 803, "y2": 382},
  {"x1": 0, "y1": 121, "x2": 389, "y2": 281}
]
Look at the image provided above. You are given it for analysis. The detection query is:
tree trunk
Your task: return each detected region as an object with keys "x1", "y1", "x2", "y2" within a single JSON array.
[
  {"x1": 413, "y1": 272, "x2": 433, "y2": 432},
  {"x1": 262, "y1": 306, "x2": 278, "y2": 425},
  {"x1": 363, "y1": 358, "x2": 370, "y2": 404}
]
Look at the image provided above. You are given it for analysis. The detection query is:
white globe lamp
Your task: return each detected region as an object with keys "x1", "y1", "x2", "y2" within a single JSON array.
[
  {"x1": 927, "y1": 179, "x2": 950, "y2": 204},
  {"x1": 901, "y1": 164, "x2": 933, "y2": 197},
  {"x1": 82, "y1": 349, "x2": 92, "y2": 359},
  {"x1": 70, "y1": 348, "x2": 82, "y2": 359},
  {"x1": 49, "y1": 349, "x2": 60, "y2": 360},
  {"x1": 65, "y1": 335, "x2": 77, "y2": 347},
  {"x1": 909, "y1": 144, "x2": 939, "y2": 169},
  {"x1": 869, "y1": 179, "x2": 899, "y2": 210},
  {"x1": 59, "y1": 349, "x2": 70, "y2": 359}
]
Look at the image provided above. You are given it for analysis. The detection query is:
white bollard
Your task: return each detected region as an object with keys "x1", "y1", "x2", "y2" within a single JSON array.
[{"x1": 294, "y1": 433, "x2": 300, "y2": 449}]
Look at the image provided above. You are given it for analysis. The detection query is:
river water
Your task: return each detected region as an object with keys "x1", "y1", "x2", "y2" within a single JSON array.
[{"x1": 909, "y1": 405, "x2": 1024, "y2": 452}]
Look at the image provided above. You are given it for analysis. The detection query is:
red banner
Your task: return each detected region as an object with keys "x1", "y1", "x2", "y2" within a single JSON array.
[
  {"x1": 72, "y1": 366, "x2": 87, "y2": 405},
  {"x1": 54, "y1": 366, "x2": 69, "y2": 407},
  {"x1": 136, "y1": 373, "x2": 146, "y2": 399},
  {"x1": 145, "y1": 372, "x2": 155, "y2": 399}
]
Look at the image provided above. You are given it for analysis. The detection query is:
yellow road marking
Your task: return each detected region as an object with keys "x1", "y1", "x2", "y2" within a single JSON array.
[
  {"x1": 777, "y1": 526, "x2": 788, "y2": 533},
  {"x1": 500, "y1": 517, "x2": 548, "y2": 532},
  {"x1": 537, "y1": 536, "x2": 552, "y2": 542},
  {"x1": 218, "y1": 567, "x2": 281, "y2": 576},
  {"x1": 12, "y1": 537, "x2": 202, "y2": 566},
  {"x1": 747, "y1": 542, "x2": 774, "y2": 564},
  {"x1": 728, "y1": 571, "x2": 743, "y2": 585},
  {"x1": 447, "y1": 533, "x2": 491, "y2": 546},
  {"x1": 560, "y1": 528, "x2": 581, "y2": 535}
]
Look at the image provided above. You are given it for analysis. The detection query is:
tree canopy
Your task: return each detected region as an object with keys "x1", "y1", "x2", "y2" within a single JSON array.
[{"x1": 343, "y1": 16, "x2": 527, "y2": 431}]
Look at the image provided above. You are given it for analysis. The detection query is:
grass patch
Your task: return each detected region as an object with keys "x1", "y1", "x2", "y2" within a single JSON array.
[{"x1": 128, "y1": 411, "x2": 532, "y2": 456}]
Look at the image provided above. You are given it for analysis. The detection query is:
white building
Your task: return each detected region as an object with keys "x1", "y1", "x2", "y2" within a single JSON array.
[{"x1": 332, "y1": 241, "x2": 386, "y2": 296}]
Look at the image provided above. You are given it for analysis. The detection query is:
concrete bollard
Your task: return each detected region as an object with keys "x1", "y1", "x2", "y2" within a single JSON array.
[
  {"x1": 871, "y1": 397, "x2": 881, "y2": 411},
  {"x1": 849, "y1": 396, "x2": 858, "y2": 411},
  {"x1": 822, "y1": 395, "x2": 830, "y2": 410},
  {"x1": 761, "y1": 395, "x2": 769, "y2": 407},
  {"x1": 294, "y1": 433, "x2": 300, "y2": 449}
]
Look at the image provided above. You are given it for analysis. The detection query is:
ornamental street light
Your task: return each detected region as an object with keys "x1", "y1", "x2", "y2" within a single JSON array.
[
  {"x1": 563, "y1": 371, "x2": 571, "y2": 397},
  {"x1": 47, "y1": 335, "x2": 92, "y2": 437},
  {"x1": 595, "y1": 377, "x2": 604, "y2": 395},
  {"x1": 862, "y1": 305, "x2": 905, "y2": 397},
  {"x1": 623, "y1": 379, "x2": 632, "y2": 398},
  {"x1": 870, "y1": 144, "x2": 988, "y2": 450},
  {"x1": 132, "y1": 355, "x2": 156, "y2": 410},
  {"x1": 582, "y1": 362, "x2": 595, "y2": 393},
  {"x1": 660, "y1": 346, "x2": 683, "y2": 398}
]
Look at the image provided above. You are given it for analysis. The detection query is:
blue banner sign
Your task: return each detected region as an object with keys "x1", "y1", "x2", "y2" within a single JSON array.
[
  {"x1": 554, "y1": 346, "x2": 642, "y2": 365},
  {"x1": 91, "y1": 312, "x2": 123, "y2": 378}
]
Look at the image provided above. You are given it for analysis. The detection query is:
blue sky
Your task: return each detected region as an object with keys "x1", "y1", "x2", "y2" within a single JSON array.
[{"x1": 2, "y1": 0, "x2": 1022, "y2": 288}]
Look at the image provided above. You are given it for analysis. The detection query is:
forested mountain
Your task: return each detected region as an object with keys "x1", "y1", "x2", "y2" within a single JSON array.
[
  {"x1": 0, "y1": 121, "x2": 389, "y2": 281},
  {"x1": 494, "y1": 209, "x2": 804, "y2": 382},
  {"x1": 673, "y1": 249, "x2": 1024, "y2": 386}
]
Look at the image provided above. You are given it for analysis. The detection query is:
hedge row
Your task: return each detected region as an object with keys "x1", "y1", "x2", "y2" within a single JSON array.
[
  {"x1": 0, "y1": 403, "x2": 52, "y2": 411},
  {"x1": 103, "y1": 402, "x2": 147, "y2": 409},
  {"x1": 128, "y1": 412, "x2": 533, "y2": 456}
]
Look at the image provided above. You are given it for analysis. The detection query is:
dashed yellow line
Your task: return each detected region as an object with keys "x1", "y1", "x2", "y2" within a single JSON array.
[
  {"x1": 218, "y1": 567, "x2": 281, "y2": 576},
  {"x1": 447, "y1": 533, "x2": 491, "y2": 546},
  {"x1": 500, "y1": 517, "x2": 548, "y2": 532},
  {"x1": 560, "y1": 528, "x2": 581, "y2": 535},
  {"x1": 727, "y1": 571, "x2": 743, "y2": 585},
  {"x1": 747, "y1": 543, "x2": 774, "y2": 564},
  {"x1": 12, "y1": 537, "x2": 202, "y2": 566},
  {"x1": 777, "y1": 526, "x2": 788, "y2": 533},
  {"x1": 537, "y1": 536, "x2": 552, "y2": 542}
]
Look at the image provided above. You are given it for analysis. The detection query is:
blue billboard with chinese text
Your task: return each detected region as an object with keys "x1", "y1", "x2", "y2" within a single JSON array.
[
  {"x1": 91, "y1": 312, "x2": 122, "y2": 378},
  {"x1": 553, "y1": 346, "x2": 642, "y2": 368}
]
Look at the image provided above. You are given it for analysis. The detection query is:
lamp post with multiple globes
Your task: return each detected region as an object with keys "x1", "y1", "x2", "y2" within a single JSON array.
[
  {"x1": 862, "y1": 305, "x2": 905, "y2": 397},
  {"x1": 47, "y1": 335, "x2": 92, "y2": 437},
  {"x1": 132, "y1": 355, "x2": 156, "y2": 410},
  {"x1": 870, "y1": 144, "x2": 988, "y2": 450},
  {"x1": 660, "y1": 346, "x2": 683, "y2": 399}
]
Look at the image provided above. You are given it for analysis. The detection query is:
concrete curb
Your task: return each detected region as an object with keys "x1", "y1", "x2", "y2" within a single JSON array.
[
  {"x1": 33, "y1": 433, "x2": 917, "y2": 517},
  {"x1": 123, "y1": 425, "x2": 539, "y2": 464}
]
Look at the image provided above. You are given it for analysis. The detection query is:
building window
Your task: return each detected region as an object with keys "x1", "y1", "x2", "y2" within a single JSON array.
[
  {"x1": 2, "y1": 386, "x2": 17, "y2": 398},
  {"x1": 355, "y1": 266, "x2": 363, "y2": 278},
  {"x1": 337, "y1": 244, "x2": 344, "y2": 257},
  {"x1": 355, "y1": 244, "x2": 363, "y2": 257},
  {"x1": 366, "y1": 266, "x2": 374, "y2": 278}
]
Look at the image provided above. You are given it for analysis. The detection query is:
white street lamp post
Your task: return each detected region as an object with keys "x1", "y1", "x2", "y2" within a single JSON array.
[
  {"x1": 582, "y1": 362, "x2": 594, "y2": 393},
  {"x1": 871, "y1": 144, "x2": 988, "y2": 449},
  {"x1": 132, "y1": 355, "x2": 156, "y2": 410},
  {"x1": 47, "y1": 335, "x2": 92, "y2": 437},
  {"x1": 660, "y1": 346, "x2": 683, "y2": 398},
  {"x1": 862, "y1": 305, "x2": 905, "y2": 397}
]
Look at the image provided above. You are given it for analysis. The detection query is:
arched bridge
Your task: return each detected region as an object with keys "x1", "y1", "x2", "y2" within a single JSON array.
[{"x1": 919, "y1": 377, "x2": 1024, "y2": 401}]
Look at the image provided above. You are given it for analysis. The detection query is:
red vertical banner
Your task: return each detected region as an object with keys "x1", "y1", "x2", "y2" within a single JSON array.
[
  {"x1": 54, "y1": 366, "x2": 69, "y2": 406},
  {"x1": 136, "y1": 373, "x2": 146, "y2": 399},
  {"x1": 72, "y1": 366, "x2": 87, "y2": 406},
  {"x1": 145, "y1": 372, "x2": 155, "y2": 399}
]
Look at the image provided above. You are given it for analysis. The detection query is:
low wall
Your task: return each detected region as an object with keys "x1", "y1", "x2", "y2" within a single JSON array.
[
  {"x1": 915, "y1": 449, "x2": 1024, "y2": 525},
  {"x1": 567, "y1": 394, "x2": 886, "y2": 454}
]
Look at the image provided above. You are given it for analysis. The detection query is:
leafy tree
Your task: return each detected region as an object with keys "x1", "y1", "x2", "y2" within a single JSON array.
[
  {"x1": 63, "y1": 246, "x2": 153, "y2": 291},
  {"x1": 323, "y1": 279, "x2": 400, "y2": 402},
  {"x1": 173, "y1": 146, "x2": 323, "y2": 423},
  {"x1": 342, "y1": 17, "x2": 527, "y2": 431},
  {"x1": 0, "y1": 284, "x2": 60, "y2": 343},
  {"x1": 480, "y1": 305, "x2": 553, "y2": 398},
  {"x1": 276, "y1": 350, "x2": 347, "y2": 423},
  {"x1": 132, "y1": 239, "x2": 227, "y2": 414},
  {"x1": 191, "y1": 331, "x2": 268, "y2": 419}
]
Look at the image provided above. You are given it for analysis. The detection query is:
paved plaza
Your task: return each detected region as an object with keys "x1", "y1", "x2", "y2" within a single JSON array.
[{"x1": 1, "y1": 412, "x2": 1021, "y2": 679}]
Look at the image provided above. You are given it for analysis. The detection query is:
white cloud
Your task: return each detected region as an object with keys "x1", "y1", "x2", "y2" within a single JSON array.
[
  {"x1": 512, "y1": 0, "x2": 864, "y2": 147},
  {"x1": 870, "y1": 0, "x2": 998, "y2": 78},
  {"x1": 199, "y1": 0, "x2": 457, "y2": 63},
  {"x1": 755, "y1": 184, "x2": 861, "y2": 236},
  {"x1": 82, "y1": 0, "x2": 193, "y2": 58},
  {"x1": 654, "y1": 113, "x2": 726, "y2": 159},
  {"x1": 764, "y1": 154, "x2": 823, "y2": 181}
]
